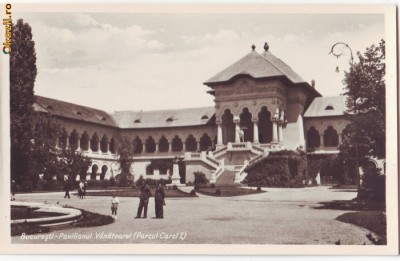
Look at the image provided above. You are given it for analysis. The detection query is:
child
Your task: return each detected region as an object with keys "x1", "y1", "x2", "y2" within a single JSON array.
[{"x1": 111, "y1": 194, "x2": 120, "y2": 219}]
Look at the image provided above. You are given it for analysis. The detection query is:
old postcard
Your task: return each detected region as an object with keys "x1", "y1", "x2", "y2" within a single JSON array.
[{"x1": 0, "y1": 3, "x2": 397, "y2": 255}]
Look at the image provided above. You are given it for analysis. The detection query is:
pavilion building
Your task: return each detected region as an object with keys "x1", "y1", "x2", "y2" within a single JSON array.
[{"x1": 34, "y1": 43, "x2": 350, "y2": 185}]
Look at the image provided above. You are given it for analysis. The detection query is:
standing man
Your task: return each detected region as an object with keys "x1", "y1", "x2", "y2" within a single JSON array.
[
  {"x1": 135, "y1": 181, "x2": 151, "y2": 219},
  {"x1": 154, "y1": 182, "x2": 165, "y2": 219},
  {"x1": 64, "y1": 179, "x2": 71, "y2": 199}
]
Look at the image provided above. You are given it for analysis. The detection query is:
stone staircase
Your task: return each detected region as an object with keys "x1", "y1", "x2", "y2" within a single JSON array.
[{"x1": 215, "y1": 170, "x2": 239, "y2": 187}]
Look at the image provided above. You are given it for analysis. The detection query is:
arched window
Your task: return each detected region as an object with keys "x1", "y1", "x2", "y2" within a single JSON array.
[
  {"x1": 324, "y1": 126, "x2": 339, "y2": 147},
  {"x1": 185, "y1": 135, "x2": 197, "y2": 152},
  {"x1": 91, "y1": 165, "x2": 98, "y2": 180},
  {"x1": 200, "y1": 134, "x2": 212, "y2": 151},
  {"x1": 239, "y1": 107, "x2": 253, "y2": 142},
  {"x1": 80, "y1": 131, "x2": 90, "y2": 151},
  {"x1": 91, "y1": 133, "x2": 99, "y2": 152},
  {"x1": 59, "y1": 128, "x2": 68, "y2": 149},
  {"x1": 222, "y1": 109, "x2": 235, "y2": 144},
  {"x1": 307, "y1": 127, "x2": 320, "y2": 148},
  {"x1": 133, "y1": 137, "x2": 143, "y2": 154},
  {"x1": 325, "y1": 105, "x2": 334, "y2": 110},
  {"x1": 145, "y1": 136, "x2": 156, "y2": 153},
  {"x1": 258, "y1": 106, "x2": 273, "y2": 143},
  {"x1": 158, "y1": 136, "x2": 169, "y2": 152},
  {"x1": 172, "y1": 135, "x2": 183, "y2": 152},
  {"x1": 101, "y1": 165, "x2": 108, "y2": 180},
  {"x1": 100, "y1": 135, "x2": 109, "y2": 153},
  {"x1": 109, "y1": 138, "x2": 116, "y2": 154},
  {"x1": 69, "y1": 129, "x2": 79, "y2": 151}
]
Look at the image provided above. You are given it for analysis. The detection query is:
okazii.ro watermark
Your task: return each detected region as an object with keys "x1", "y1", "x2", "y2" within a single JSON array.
[{"x1": 3, "y1": 3, "x2": 12, "y2": 54}]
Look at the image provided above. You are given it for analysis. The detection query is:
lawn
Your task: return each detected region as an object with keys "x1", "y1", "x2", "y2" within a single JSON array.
[
  {"x1": 197, "y1": 186, "x2": 265, "y2": 197},
  {"x1": 83, "y1": 188, "x2": 196, "y2": 198}
]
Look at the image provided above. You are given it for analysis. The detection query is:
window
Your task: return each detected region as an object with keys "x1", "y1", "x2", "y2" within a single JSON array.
[
  {"x1": 201, "y1": 115, "x2": 209, "y2": 120},
  {"x1": 324, "y1": 105, "x2": 334, "y2": 110},
  {"x1": 46, "y1": 105, "x2": 53, "y2": 110},
  {"x1": 101, "y1": 117, "x2": 107, "y2": 121},
  {"x1": 166, "y1": 117, "x2": 173, "y2": 122},
  {"x1": 134, "y1": 119, "x2": 141, "y2": 123},
  {"x1": 76, "y1": 111, "x2": 82, "y2": 116}
]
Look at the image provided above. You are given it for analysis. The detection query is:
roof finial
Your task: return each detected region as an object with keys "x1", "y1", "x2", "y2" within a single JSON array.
[
  {"x1": 264, "y1": 42, "x2": 269, "y2": 51},
  {"x1": 251, "y1": 44, "x2": 256, "y2": 51}
]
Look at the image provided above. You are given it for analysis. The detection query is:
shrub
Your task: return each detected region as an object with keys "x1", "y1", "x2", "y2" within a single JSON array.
[
  {"x1": 244, "y1": 150, "x2": 307, "y2": 188},
  {"x1": 190, "y1": 189, "x2": 196, "y2": 196},
  {"x1": 257, "y1": 187, "x2": 261, "y2": 191},
  {"x1": 193, "y1": 171, "x2": 208, "y2": 185},
  {"x1": 210, "y1": 183, "x2": 216, "y2": 188},
  {"x1": 186, "y1": 181, "x2": 193, "y2": 186},
  {"x1": 109, "y1": 177, "x2": 116, "y2": 187},
  {"x1": 359, "y1": 165, "x2": 385, "y2": 203},
  {"x1": 172, "y1": 185, "x2": 178, "y2": 190},
  {"x1": 194, "y1": 185, "x2": 200, "y2": 191},
  {"x1": 215, "y1": 189, "x2": 221, "y2": 196}
]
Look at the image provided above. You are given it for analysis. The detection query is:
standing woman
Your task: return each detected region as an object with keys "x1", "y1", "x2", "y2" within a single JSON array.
[{"x1": 154, "y1": 182, "x2": 165, "y2": 219}]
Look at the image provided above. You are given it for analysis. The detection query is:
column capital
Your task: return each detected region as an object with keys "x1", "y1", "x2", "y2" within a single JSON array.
[
  {"x1": 251, "y1": 117, "x2": 258, "y2": 123},
  {"x1": 216, "y1": 119, "x2": 222, "y2": 125},
  {"x1": 233, "y1": 116, "x2": 240, "y2": 124}
]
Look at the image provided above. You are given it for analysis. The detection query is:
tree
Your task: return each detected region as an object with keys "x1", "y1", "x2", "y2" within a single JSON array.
[
  {"x1": 117, "y1": 138, "x2": 134, "y2": 186},
  {"x1": 10, "y1": 19, "x2": 37, "y2": 184},
  {"x1": 342, "y1": 39, "x2": 385, "y2": 160},
  {"x1": 339, "y1": 40, "x2": 385, "y2": 195}
]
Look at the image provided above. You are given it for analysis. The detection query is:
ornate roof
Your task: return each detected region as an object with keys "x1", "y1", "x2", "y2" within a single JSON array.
[
  {"x1": 303, "y1": 96, "x2": 347, "y2": 117},
  {"x1": 111, "y1": 107, "x2": 215, "y2": 129},
  {"x1": 34, "y1": 95, "x2": 118, "y2": 127},
  {"x1": 204, "y1": 49, "x2": 306, "y2": 85}
]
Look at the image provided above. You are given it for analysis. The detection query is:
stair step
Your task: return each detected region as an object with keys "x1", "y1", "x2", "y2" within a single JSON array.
[{"x1": 215, "y1": 170, "x2": 240, "y2": 186}]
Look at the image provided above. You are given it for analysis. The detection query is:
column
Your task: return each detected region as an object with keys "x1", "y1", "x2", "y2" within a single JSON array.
[
  {"x1": 55, "y1": 137, "x2": 59, "y2": 149},
  {"x1": 76, "y1": 138, "x2": 81, "y2": 151},
  {"x1": 197, "y1": 141, "x2": 200, "y2": 151},
  {"x1": 252, "y1": 119, "x2": 259, "y2": 143},
  {"x1": 168, "y1": 142, "x2": 172, "y2": 152},
  {"x1": 106, "y1": 141, "x2": 110, "y2": 154},
  {"x1": 66, "y1": 135, "x2": 70, "y2": 148},
  {"x1": 338, "y1": 133, "x2": 342, "y2": 146},
  {"x1": 88, "y1": 139, "x2": 92, "y2": 152},
  {"x1": 143, "y1": 143, "x2": 147, "y2": 153},
  {"x1": 155, "y1": 142, "x2": 159, "y2": 153},
  {"x1": 272, "y1": 109, "x2": 279, "y2": 143},
  {"x1": 217, "y1": 121, "x2": 223, "y2": 145},
  {"x1": 97, "y1": 140, "x2": 100, "y2": 152},
  {"x1": 320, "y1": 134, "x2": 325, "y2": 149},
  {"x1": 234, "y1": 116, "x2": 240, "y2": 143},
  {"x1": 272, "y1": 120, "x2": 278, "y2": 142},
  {"x1": 278, "y1": 123, "x2": 283, "y2": 142}
]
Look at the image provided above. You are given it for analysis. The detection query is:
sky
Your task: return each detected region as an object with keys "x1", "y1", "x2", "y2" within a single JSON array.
[{"x1": 15, "y1": 11, "x2": 385, "y2": 113}]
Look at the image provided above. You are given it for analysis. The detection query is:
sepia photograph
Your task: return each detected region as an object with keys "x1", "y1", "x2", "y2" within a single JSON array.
[{"x1": 0, "y1": 3, "x2": 397, "y2": 255}]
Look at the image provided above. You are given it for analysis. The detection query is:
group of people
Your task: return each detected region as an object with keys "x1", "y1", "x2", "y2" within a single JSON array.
[
  {"x1": 63, "y1": 180, "x2": 87, "y2": 199},
  {"x1": 111, "y1": 182, "x2": 165, "y2": 220}
]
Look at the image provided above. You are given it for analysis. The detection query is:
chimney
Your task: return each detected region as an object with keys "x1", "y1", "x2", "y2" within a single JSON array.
[{"x1": 311, "y1": 79, "x2": 315, "y2": 88}]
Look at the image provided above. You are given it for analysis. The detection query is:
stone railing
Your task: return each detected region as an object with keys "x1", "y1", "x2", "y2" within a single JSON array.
[
  {"x1": 184, "y1": 151, "x2": 220, "y2": 169},
  {"x1": 212, "y1": 146, "x2": 227, "y2": 158},
  {"x1": 235, "y1": 160, "x2": 249, "y2": 183}
]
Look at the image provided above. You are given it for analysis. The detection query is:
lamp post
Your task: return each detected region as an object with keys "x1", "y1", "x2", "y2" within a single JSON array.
[{"x1": 329, "y1": 42, "x2": 361, "y2": 193}]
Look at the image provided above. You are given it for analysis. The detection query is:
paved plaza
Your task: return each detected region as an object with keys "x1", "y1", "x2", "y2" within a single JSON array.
[{"x1": 11, "y1": 186, "x2": 375, "y2": 244}]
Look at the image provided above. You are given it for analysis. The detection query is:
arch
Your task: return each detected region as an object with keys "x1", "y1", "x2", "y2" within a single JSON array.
[
  {"x1": 239, "y1": 107, "x2": 253, "y2": 142},
  {"x1": 109, "y1": 138, "x2": 116, "y2": 154},
  {"x1": 257, "y1": 106, "x2": 272, "y2": 143},
  {"x1": 69, "y1": 129, "x2": 80, "y2": 151},
  {"x1": 91, "y1": 133, "x2": 99, "y2": 152},
  {"x1": 221, "y1": 109, "x2": 235, "y2": 144},
  {"x1": 307, "y1": 127, "x2": 320, "y2": 148},
  {"x1": 100, "y1": 135, "x2": 109, "y2": 153},
  {"x1": 91, "y1": 164, "x2": 99, "y2": 180},
  {"x1": 100, "y1": 165, "x2": 108, "y2": 180},
  {"x1": 133, "y1": 137, "x2": 143, "y2": 154},
  {"x1": 200, "y1": 133, "x2": 212, "y2": 151},
  {"x1": 172, "y1": 135, "x2": 183, "y2": 152},
  {"x1": 145, "y1": 136, "x2": 156, "y2": 153},
  {"x1": 80, "y1": 131, "x2": 90, "y2": 151},
  {"x1": 59, "y1": 128, "x2": 68, "y2": 149},
  {"x1": 158, "y1": 136, "x2": 169, "y2": 152},
  {"x1": 325, "y1": 105, "x2": 334, "y2": 110},
  {"x1": 146, "y1": 164, "x2": 154, "y2": 175},
  {"x1": 324, "y1": 126, "x2": 339, "y2": 147},
  {"x1": 185, "y1": 135, "x2": 197, "y2": 152}
]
